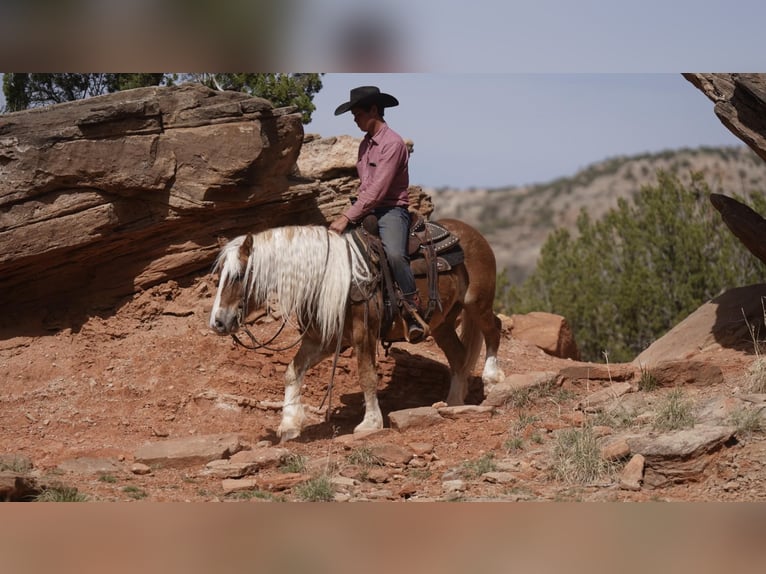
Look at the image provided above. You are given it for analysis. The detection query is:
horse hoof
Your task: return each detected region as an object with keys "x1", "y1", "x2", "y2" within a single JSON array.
[
  {"x1": 278, "y1": 427, "x2": 301, "y2": 443},
  {"x1": 353, "y1": 420, "x2": 383, "y2": 434}
]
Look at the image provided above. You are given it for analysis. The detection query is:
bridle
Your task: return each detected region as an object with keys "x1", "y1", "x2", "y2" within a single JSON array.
[
  {"x1": 230, "y1": 286, "x2": 307, "y2": 353},
  {"x1": 230, "y1": 231, "x2": 335, "y2": 352}
]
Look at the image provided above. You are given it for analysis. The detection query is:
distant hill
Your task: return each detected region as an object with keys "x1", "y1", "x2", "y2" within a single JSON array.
[{"x1": 427, "y1": 146, "x2": 766, "y2": 283}]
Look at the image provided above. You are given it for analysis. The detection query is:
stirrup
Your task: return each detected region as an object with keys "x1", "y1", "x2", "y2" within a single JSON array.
[
  {"x1": 401, "y1": 292, "x2": 429, "y2": 343},
  {"x1": 406, "y1": 316, "x2": 425, "y2": 344}
]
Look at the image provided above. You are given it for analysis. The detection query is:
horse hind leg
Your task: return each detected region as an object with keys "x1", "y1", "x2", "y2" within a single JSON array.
[
  {"x1": 474, "y1": 310, "x2": 505, "y2": 392},
  {"x1": 432, "y1": 319, "x2": 472, "y2": 406},
  {"x1": 463, "y1": 308, "x2": 505, "y2": 400},
  {"x1": 277, "y1": 336, "x2": 330, "y2": 442},
  {"x1": 434, "y1": 307, "x2": 506, "y2": 405}
]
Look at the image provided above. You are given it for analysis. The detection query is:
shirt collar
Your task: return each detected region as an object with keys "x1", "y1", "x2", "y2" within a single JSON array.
[{"x1": 365, "y1": 123, "x2": 389, "y2": 145}]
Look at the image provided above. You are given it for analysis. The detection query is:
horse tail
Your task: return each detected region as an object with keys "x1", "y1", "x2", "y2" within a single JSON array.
[{"x1": 458, "y1": 307, "x2": 484, "y2": 376}]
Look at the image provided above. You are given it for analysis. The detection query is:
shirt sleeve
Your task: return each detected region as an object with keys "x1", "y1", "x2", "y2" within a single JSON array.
[{"x1": 344, "y1": 137, "x2": 408, "y2": 222}]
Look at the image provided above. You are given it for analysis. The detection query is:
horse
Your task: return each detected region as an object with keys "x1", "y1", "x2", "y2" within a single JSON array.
[{"x1": 209, "y1": 218, "x2": 505, "y2": 441}]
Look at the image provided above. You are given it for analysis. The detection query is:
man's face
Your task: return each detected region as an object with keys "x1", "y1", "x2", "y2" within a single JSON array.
[{"x1": 351, "y1": 106, "x2": 376, "y2": 133}]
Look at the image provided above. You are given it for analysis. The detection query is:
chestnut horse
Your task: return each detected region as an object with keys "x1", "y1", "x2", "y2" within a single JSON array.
[{"x1": 209, "y1": 218, "x2": 505, "y2": 441}]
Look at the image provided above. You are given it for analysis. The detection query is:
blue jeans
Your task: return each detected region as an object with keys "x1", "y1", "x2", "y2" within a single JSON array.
[{"x1": 374, "y1": 206, "x2": 417, "y2": 297}]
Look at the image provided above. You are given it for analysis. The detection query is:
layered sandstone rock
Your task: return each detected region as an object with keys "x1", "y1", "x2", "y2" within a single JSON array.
[{"x1": 0, "y1": 84, "x2": 430, "y2": 330}]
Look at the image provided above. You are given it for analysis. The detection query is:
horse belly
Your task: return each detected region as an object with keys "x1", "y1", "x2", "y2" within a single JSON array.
[{"x1": 414, "y1": 266, "x2": 467, "y2": 331}]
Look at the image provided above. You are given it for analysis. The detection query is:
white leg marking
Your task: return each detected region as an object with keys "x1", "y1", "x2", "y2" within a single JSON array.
[
  {"x1": 277, "y1": 363, "x2": 306, "y2": 442},
  {"x1": 354, "y1": 392, "x2": 384, "y2": 433},
  {"x1": 481, "y1": 356, "x2": 505, "y2": 392}
]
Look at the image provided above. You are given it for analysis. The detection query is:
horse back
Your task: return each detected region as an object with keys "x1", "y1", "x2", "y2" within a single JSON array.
[{"x1": 433, "y1": 218, "x2": 498, "y2": 290}]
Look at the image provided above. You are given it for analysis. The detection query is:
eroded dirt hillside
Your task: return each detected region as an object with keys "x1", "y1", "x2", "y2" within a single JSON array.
[{"x1": 1, "y1": 276, "x2": 765, "y2": 502}]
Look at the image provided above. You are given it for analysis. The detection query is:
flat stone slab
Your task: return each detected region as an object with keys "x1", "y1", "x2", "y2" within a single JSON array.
[
  {"x1": 134, "y1": 433, "x2": 243, "y2": 469},
  {"x1": 626, "y1": 425, "x2": 736, "y2": 487},
  {"x1": 204, "y1": 447, "x2": 291, "y2": 478},
  {"x1": 369, "y1": 443, "x2": 413, "y2": 466},
  {"x1": 482, "y1": 372, "x2": 558, "y2": 407},
  {"x1": 626, "y1": 426, "x2": 736, "y2": 459},
  {"x1": 388, "y1": 406, "x2": 443, "y2": 431},
  {"x1": 578, "y1": 382, "x2": 633, "y2": 411},
  {"x1": 57, "y1": 457, "x2": 123, "y2": 475},
  {"x1": 437, "y1": 405, "x2": 496, "y2": 420},
  {"x1": 333, "y1": 428, "x2": 393, "y2": 445}
]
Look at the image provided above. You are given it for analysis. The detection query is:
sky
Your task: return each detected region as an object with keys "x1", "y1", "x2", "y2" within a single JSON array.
[
  {"x1": 0, "y1": 73, "x2": 747, "y2": 190},
  {"x1": 305, "y1": 73, "x2": 744, "y2": 189},
  {"x1": 2, "y1": 1, "x2": 763, "y2": 189},
  {"x1": 289, "y1": 0, "x2": 766, "y2": 73}
]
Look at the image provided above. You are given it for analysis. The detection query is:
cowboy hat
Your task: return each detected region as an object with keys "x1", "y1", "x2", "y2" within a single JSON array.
[{"x1": 334, "y1": 86, "x2": 399, "y2": 116}]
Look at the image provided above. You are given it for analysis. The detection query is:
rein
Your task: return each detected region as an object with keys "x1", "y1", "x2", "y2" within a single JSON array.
[
  {"x1": 231, "y1": 230, "x2": 335, "y2": 352},
  {"x1": 231, "y1": 315, "x2": 305, "y2": 353}
]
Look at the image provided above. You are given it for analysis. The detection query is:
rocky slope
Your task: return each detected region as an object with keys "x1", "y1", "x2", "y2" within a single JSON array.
[
  {"x1": 428, "y1": 145, "x2": 766, "y2": 283},
  {"x1": 1, "y1": 276, "x2": 765, "y2": 502}
]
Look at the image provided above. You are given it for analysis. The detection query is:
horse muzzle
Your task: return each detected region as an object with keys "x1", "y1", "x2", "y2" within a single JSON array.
[{"x1": 210, "y1": 308, "x2": 240, "y2": 335}]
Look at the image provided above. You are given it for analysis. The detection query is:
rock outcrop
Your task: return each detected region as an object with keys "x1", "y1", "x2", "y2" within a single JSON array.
[
  {"x1": 0, "y1": 84, "x2": 305, "y2": 327},
  {"x1": 684, "y1": 73, "x2": 766, "y2": 267},
  {"x1": 0, "y1": 84, "x2": 430, "y2": 331},
  {"x1": 683, "y1": 73, "x2": 766, "y2": 165}
]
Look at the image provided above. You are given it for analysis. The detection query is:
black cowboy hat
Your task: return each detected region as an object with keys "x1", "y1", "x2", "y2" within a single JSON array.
[{"x1": 334, "y1": 86, "x2": 399, "y2": 116}]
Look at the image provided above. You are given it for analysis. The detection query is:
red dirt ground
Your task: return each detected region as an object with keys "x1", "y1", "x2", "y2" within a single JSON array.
[{"x1": 1, "y1": 275, "x2": 763, "y2": 502}]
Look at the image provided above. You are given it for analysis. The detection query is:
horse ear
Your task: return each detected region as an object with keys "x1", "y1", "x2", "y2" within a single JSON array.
[{"x1": 239, "y1": 234, "x2": 253, "y2": 264}]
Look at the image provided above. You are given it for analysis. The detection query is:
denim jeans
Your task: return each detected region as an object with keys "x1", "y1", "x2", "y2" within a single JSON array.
[{"x1": 374, "y1": 206, "x2": 417, "y2": 297}]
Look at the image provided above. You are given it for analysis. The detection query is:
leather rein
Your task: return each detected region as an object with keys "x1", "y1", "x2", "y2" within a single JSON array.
[{"x1": 230, "y1": 230, "x2": 335, "y2": 353}]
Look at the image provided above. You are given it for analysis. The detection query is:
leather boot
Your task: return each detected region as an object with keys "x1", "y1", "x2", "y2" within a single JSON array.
[{"x1": 403, "y1": 292, "x2": 425, "y2": 343}]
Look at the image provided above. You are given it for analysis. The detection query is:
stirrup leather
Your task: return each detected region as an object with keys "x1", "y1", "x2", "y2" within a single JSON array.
[{"x1": 401, "y1": 298, "x2": 430, "y2": 342}]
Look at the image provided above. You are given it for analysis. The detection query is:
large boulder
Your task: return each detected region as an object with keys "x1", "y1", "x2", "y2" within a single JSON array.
[
  {"x1": 0, "y1": 84, "x2": 431, "y2": 332},
  {"x1": 0, "y1": 84, "x2": 306, "y2": 327}
]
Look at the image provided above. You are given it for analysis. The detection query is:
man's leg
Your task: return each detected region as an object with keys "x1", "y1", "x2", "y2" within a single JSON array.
[{"x1": 376, "y1": 207, "x2": 425, "y2": 342}]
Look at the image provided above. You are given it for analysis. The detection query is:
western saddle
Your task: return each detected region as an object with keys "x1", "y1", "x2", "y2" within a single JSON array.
[{"x1": 350, "y1": 212, "x2": 464, "y2": 345}]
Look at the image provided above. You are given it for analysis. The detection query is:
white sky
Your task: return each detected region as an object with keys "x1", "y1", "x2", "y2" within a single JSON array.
[
  {"x1": 306, "y1": 73, "x2": 744, "y2": 188},
  {"x1": 2, "y1": 0, "x2": 763, "y2": 188}
]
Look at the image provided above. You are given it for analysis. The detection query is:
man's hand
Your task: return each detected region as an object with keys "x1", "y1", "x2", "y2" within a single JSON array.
[{"x1": 329, "y1": 214, "x2": 350, "y2": 234}]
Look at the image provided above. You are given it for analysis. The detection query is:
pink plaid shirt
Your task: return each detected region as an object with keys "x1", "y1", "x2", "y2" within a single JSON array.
[{"x1": 344, "y1": 124, "x2": 410, "y2": 223}]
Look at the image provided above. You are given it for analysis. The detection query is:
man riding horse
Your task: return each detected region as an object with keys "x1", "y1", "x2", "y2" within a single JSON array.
[{"x1": 328, "y1": 86, "x2": 425, "y2": 343}]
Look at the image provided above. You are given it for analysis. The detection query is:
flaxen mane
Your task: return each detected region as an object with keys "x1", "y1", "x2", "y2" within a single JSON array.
[{"x1": 212, "y1": 226, "x2": 373, "y2": 344}]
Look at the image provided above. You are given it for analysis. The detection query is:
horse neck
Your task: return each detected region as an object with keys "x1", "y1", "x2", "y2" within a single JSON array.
[{"x1": 247, "y1": 227, "x2": 358, "y2": 344}]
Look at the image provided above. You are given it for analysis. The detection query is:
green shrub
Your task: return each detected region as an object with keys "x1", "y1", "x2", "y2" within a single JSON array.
[
  {"x1": 498, "y1": 171, "x2": 766, "y2": 362},
  {"x1": 551, "y1": 426, "x2": 613, "y2": 484},
  {"x1": 653, "y1": 389, "x2": 696, "y2": 431},
  {"x1": 279, "y1": 453, "x2": 307, "y2": 474},
  {"x1": 460, "y1": 453, "x2": 498, "y2": 478},
  {"x1": 36, "y1": 486, "x2": 88, "y2": 502},
  {"x1": 294, "y1": 476, "x2": 335, "y2": 502},
  {"x1": 744, "y1": 357, "x2": 766, "y2": 393}
]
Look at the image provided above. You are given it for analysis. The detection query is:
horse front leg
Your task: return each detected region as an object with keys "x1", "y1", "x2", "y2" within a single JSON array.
[
  {"x1": 353, "y1": 321, "x2": 383, "y2": 434},
  {"x1": 277, "y1": 336, "x2": 329, "y2": 442}
]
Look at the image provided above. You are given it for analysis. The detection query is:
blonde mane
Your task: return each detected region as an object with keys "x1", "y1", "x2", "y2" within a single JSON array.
[{"x1": 213, "y1": 226, "x2": 373, "y2": 345}]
